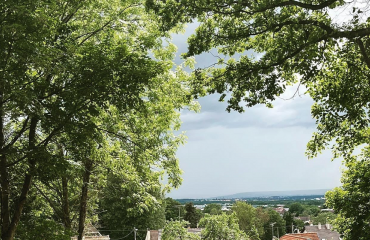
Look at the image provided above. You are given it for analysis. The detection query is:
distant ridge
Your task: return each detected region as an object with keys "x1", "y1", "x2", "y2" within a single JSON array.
[{"x1": 216, "y1": 189, "x2": 330, "y2": 199}]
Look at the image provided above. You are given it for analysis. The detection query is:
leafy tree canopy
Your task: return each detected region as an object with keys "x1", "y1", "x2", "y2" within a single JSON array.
[
  {"x1": 145, "y1": 0, "x2": 370, "y2": 160},
  {"x1": 263, "y1": 209, "x2": 286, "y2": 240},
  {"x1": 311, "y1": 212, "x2": 336, "y2": 225},
  {"x1": 203, "y1": 203, "x2": 222, "y2": 215},
  {"x1": 165, "y1": 198, "x2": 185, "y2": 221},
  {"x1": 231, "y1": 201, "x2": 262, "y2": 236},
  {"x1": 289, "y1": 203, "x2": 305, "y2": 217},
  {"x1": 325, "y1": 147, "x2": 370, "y2": 240},
  {"x1": 99, "y1": 174, "x2": 166, "y2": 239},
  {"x1": 162, "y1": 221, "x2": 201, "y2": 240},
  {"x1": 0, "y1": 0, "x2": 198, "y2": 239},
  {"x1": 199, "y1": 213, "x2": 249, "y2": 240},
  {"x1": 302, "y1": 206, "x2": 321, "y2": 217},
  {"x1": 184, "y1": 203, "x2": 202, "y2": 228}
]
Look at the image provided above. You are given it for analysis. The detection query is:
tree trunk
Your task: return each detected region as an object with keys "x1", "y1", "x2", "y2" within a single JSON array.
[
  {"x1": 0, "y1": 99, "x2": 10, "y2": 239},
  {"x1": 77, "y1": 160, "x2": 93, "y2": 240},
  {"x1": 58, "y1": 144, "x2": 71, "y2": 230},
  {"x1": 0, "y1": 155, "x2": 10, "y2": 238},
  {"x1": 1, "y1": 117, "x2": 38, "y2": 240},
  {"x1": 62, "y1": 176, "x2": 71, "y2": 230}
]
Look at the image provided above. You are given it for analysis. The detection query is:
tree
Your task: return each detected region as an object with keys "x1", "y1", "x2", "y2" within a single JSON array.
[
  {"x1": 0, "y1": 0, "x2": 198, "y2": 239},
  {"x1": 325, "y1": 148, "x2": 370, "y2": 240},
  {"x1": 148, "y1": 0, "x2": 370, "y2": 150},
  {"x1": 99, "y1": 174, "x2": 166, "y2": 239},
  {"x1": 263, "y1": 209, "x2": 286, "y2": 240},
  {"x1": 165, "y1": 198, "x2": 185, "y2": 221},
  {"x1": 203, "y1": 203, "x2": 222, "y2": 215},
  {"x1": 302, "y1": 206, "x2": 321, "y2": 217},
  {"x1": 289, "y1": 203, "x2": 305, "y2": 217},
  {"x1": 231, "y1": 201, "x2": 264, "y2": 238},
  {"x1": 283, "y1": 212, "x2": 304, "y2": 233},
  {"x1": 162, "y1": 221, "x2": 201, "y2": 240},
  {"x1": 283, "y1": 212, "x2": 295, "y2": 234},
  {"x1": 12, "y1": 184, "x2": 74, "y2": 240},
  {"x1": 294, "y1": 219, "x2": 305, "y2": 233},
  {"x1": 254, "y1": 207, "x2": 270, "y2": 239},
  {"x1": 184, "y1": 203, "x2": 202, "y2": 228},
  {"x1": 311, "y1": 212, "x2": 336, "y2": 225},
  {"x1": 199, "y1": 213, "x2": 249, "y2": 240}
]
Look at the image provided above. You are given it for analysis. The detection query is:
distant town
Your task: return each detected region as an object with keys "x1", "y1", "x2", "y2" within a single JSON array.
[{"x1": 176, "y1": 194, "x2": 327, "y2": 210}]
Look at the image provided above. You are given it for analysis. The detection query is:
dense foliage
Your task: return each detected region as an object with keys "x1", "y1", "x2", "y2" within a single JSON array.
[
  {"x1": 232, "y1": 201, "x2": 264, "y2": 237},
  {"x1": 98, "y1": 174, "x2": 166, "y2": 239},
  {"x1": 162, "y1": 221, "x2": 201, "y2": 240},
  {"x1": 288, "y1": 203, "x2": 305, "y2": 217},
  {"x1": 0, "y1": 0, "x2": 198, "y2": 239},
  {"x1": 184, "y1": 203, "x2": 203, "y2": 228},
  {"x1": 199, "y1": 213, "x2": 249, "y2": 240},
  {"x1": 203, "y1": 203, "x2": 222, "y2": 215},
  {"x1": 165, "y1": 198, "x2": 185, "y2": 221},
  {"x1": 325, "y1": 147, "x2": 370, "y2": 240}
]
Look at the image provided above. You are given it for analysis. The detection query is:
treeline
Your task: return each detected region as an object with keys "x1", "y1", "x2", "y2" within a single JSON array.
[{"x1": 176, "y1": 198, "x2": 325, "y2": 206}]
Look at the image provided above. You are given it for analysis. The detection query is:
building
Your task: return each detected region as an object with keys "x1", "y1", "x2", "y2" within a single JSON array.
[
  {"x1": 71, "y1": 225, "x2": 110, "y2": 240},
  {"x1": 304, "y1": 223, "x2": 341, "y2": 240},
  {"x1": 294, "y1": 216, "x2": 311, "y2": 225},
  {"x1": 145, "y1": 228, "x2": 202, "y2": 240},
  {"x1": 274, "y1": 207, "x2": 289, "y2": 216},
  {"x1": 194, "y1": 204, "x2": 206, "y2": 211},
  {"x1": 320, "y1": 209, "x2": 334, "y2": 213},
  {"x1": 280, "y1": 233, "x2": 319, "y2": 240}
]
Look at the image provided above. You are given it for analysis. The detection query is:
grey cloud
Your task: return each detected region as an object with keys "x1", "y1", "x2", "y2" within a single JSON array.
[
  {"x1": 171, "y1": 23, "x2": 316, "y2": 132},
  {"x1": 180, "y1": 89, "x2": 316, "y2": 131}
]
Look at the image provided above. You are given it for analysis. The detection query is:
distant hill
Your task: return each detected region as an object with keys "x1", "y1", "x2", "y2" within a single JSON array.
[{"x1": 216, "y1": 189, "x2": 330, "y2": 199}]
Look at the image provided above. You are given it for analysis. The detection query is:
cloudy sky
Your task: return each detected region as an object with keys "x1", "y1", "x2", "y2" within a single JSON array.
[{"x1": 167, "y1": 22, "x2": 343, "y2": 199}]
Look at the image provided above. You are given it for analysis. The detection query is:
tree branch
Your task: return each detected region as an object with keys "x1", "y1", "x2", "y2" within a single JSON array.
[
  {"x1": 0, "y1": 116, "x2": 30, "y2": 154},
  {"x1": 77, "y1": 4, "x2": 139, "y2": 45},
  {"x1": 243, "y1": 0, "x2": 338, "y2": 13},
  {"x1": 34, "y1": 183, "x2": 63, "y2": 220},
  {"x1": 356, "y1": 38, "x2": 370, "y2": 69},
  {"x1": 62, "y1": 3, "x2": 84, "y2": 24}
]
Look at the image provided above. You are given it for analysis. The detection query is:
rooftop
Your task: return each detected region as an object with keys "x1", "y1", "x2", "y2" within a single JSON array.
[{"x1": 280, "y1": 233, "x2": 319, "y2": 240}]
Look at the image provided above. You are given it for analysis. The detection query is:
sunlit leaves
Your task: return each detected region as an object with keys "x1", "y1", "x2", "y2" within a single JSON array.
[{"x1": 325, "y1": 147, "x2": 370, "y2": 240}]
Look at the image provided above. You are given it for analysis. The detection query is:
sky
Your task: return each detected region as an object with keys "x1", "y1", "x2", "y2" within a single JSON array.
[{"x1": 166, "y1": 22, "x2": 343, "y2": 199}]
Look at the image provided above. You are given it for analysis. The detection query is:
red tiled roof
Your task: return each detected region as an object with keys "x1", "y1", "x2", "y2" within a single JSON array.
[{"x1": 280, "y1": 233, "x2": 319, "y2": 240}]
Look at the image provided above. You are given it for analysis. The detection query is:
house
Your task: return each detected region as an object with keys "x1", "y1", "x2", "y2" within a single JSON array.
[
  {"x1": 145, "y1": 230, "x2": 160, "y2": 240},
  {"x1": 320, "y1": 209, "x2": 334, "y2": 213},
  {"x1": 294, "y1": 216, "x2": 311, "y2": 225},
  {"x1": 304, "y1": 223, "x2": 341, "y2": 240},
  {"x1": 221, "y1": 204, "x2": 231, "y2": 211},
  {"x1": 274, "y1": 207, "x2": 288, "y2": 216},
  {"x1": 280, "y1": 233, "x2": 319, "y2": 240},
  {"x1": 195, "y1": 204, "x2": 206, "y2": 211},
  {"x1": 71, "y1": 225, "x2": 110, "y2": 240},
  {"x1": 145, "y1": 228, "x2": 202, "y2": 240}
]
